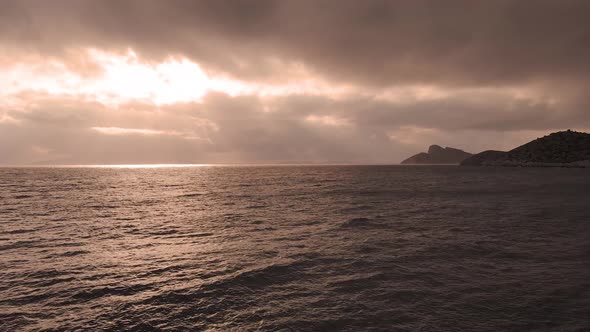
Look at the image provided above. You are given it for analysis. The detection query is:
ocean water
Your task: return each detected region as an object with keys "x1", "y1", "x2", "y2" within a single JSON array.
[{"x1": 0, "y1": 165, "x2": 589, "y2": 331}]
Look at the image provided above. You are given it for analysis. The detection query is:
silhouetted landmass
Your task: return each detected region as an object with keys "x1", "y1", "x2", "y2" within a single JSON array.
[
  {"x1": 460, "y1": 150, "x2": 508, "y2": 166},
  {"x1": 401, "y1": 145, "x2": 473, "y2": 164},
  {"x1": 461, "y1": 130, "x2": 590, "y2": 167}
]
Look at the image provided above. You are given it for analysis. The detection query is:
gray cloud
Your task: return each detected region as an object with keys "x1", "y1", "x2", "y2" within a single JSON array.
[
  {"x1": 2, "y1": 89, "x2": 588, "y2": 165},
  {"x1": 2, "y1": 0, "x2": 590, "y2": 87}
]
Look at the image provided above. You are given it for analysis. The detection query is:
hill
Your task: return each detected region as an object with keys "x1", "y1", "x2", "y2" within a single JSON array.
[
  {"x1": 461, "y1": 130, "x2": 590, "y2": 167},
  {"x1": 401, "y1": 145, "x2": 473, "y2": 164}
]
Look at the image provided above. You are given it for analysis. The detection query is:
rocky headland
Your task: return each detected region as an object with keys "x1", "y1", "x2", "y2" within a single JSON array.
[{"x1": 401, "y1": 145, "x2": 473, "y2": 165}]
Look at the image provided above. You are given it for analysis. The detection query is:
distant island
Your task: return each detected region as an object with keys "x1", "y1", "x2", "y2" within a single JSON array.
[
  {"x1": 401, "y1": 145, "x2": 473, "y2": 165},
  {"x1": 461, "y1": 130, "x2": 590, "y2": 167}
]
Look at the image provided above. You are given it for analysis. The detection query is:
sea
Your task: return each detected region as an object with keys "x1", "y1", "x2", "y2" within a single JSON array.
[{"x1": 1, "y1": 165, "x2": 589, "y2": 331}]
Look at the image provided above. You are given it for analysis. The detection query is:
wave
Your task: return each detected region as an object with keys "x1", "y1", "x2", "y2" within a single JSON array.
[
  {"x1": 177, "y1": 192, "x2": 206, "y2": 198},
  {"x1": 338, "y1": 217, "x2": 385, "y2": 229},
  {"x1": 13, "y1": 194, "x2": 34, "y2": 199},
  {"x1": 71, "y1": 284, "x2": 151, "y2": 301},
  {"x1": 59, "y1": 250, "x2": 90, "y2": 257}
]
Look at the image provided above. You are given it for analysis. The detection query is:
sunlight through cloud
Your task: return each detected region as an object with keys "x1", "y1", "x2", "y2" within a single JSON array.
[
  {"x1": 91, "y1": 126, "x2": 175, "y2": 136},
  {"x1": 0, "y1": 48, "x2": 350, "y2": 107}
]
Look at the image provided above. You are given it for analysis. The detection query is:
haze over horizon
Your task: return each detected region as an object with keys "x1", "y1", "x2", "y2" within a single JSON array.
[{"x1": 2, "y1": 0, "x2": 590, "y2": 165}]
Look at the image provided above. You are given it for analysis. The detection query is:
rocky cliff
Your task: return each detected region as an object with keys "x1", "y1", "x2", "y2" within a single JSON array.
[{"x1": 401, "y1": 145, "x2": 473, "y2": 164}]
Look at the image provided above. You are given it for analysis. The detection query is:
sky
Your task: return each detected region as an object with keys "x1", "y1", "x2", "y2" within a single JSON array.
[{"x1": 1, "y1": 0, "x2": 589, "y2": 165}]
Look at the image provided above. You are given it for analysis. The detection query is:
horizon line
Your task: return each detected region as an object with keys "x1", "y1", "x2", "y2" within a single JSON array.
[{"x1": 0, "y1": 163, "x2": 460, "y2": 168}]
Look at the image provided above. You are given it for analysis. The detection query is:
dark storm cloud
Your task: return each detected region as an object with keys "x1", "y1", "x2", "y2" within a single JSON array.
[{"x1": 2, "y1": 0, "x2": 590, "y2": 87}]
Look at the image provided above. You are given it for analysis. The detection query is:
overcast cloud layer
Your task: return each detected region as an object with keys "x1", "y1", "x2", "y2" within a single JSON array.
[{"x1": 1, "y1": 0, "x2": 589, "y2": 164}]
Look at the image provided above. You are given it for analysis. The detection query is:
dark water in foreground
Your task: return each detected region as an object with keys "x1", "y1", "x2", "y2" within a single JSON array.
[{"x1": 0, "y1": 166, "x2": 589, "y2": 331}]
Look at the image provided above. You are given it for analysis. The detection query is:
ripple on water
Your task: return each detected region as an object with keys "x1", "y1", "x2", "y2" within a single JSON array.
[{"x1": 0, "y1": 166, "x2": 589, "y2": 331}]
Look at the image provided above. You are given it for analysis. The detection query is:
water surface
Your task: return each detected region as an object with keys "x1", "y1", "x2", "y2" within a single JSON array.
[{"x1": 1, "y1": 166, "x2": 589, "y2": 331}]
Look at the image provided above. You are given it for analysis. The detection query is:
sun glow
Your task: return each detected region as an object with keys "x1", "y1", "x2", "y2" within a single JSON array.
[
  {"x1": 86, "y1": 50, "x2": 211, "y2": 104},
  {"x1": 91, "y1": 126, "x2": 176, "y2": 136},
  {"x1": 0, "y1": 48, "x2": 349, "y2": 107},
  {"x1": 0, "y1": 49, "x2": 252, "y2": 105},
  {"x1": 305, "y1": 115, "x2": 351, "y2": 127}
]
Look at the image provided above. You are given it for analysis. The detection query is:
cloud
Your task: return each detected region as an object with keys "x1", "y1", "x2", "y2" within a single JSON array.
[
  {"x1": 2, "y1": 88, "x2": 588, "y2": 165},
  {"x1": 2, "y1": 0, "x2": 590, "y2": 88},
  {"x1": 91, "y1": 127, "x2": 174, "y2": 136},
  {"x1": 1, "y1": 1, "x2": 589, "y2": 164}
]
